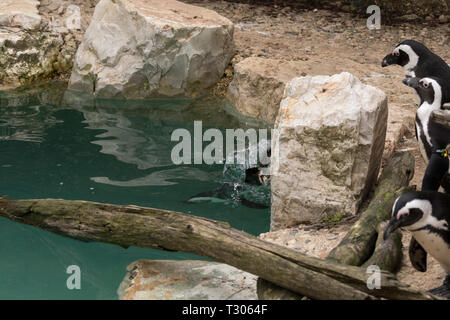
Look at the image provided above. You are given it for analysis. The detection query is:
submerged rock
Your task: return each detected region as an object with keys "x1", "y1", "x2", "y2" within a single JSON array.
[
  {"x1": 68, "y1": 0, "x2": 234, "y2": 99},
  {"x1": 117, "y1": 260, "x2": 257, "y2": 300},
  {"x1": 271, "y1": 72, "x2": 387, "y2": 229},
  {"x1": 227, "y1": 57, "x2": 308, "y2": 124}
]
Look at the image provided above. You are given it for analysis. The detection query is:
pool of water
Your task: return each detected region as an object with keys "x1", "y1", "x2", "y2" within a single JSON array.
[{"x1": 0, "y1": 83, "x2": 271, "y2": 299}]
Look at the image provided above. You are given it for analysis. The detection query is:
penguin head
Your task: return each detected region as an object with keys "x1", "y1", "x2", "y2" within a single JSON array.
[
  {"x1": 381, "y1": 47, "x2": 410, "y2": 67},
  {"x1": 384, "y1": 192, "x2": 432, "y2": 240},
  {"x1": 402, "y1": 76, "x2": 443, "y2": 107},
  {"x1": 381, "y1": 40, "x2": 425, "y2": 69}
]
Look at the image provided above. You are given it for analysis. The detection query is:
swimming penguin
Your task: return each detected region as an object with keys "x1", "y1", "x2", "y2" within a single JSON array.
[
  {"x1": 186, "y1": 140, "x2": 271, "y2": 209},
  {"x1": 382, "y1": 40, "x2": 450, "y2": 104},
  {"x1": 384, "y1": 191, "x2": 450, "y2": 298},
  {"x1": 244, "y1": 166, "x2": 270, "y2": 186},
  {"x1": 185, "y1": 166, "x2": 270, "y2": 209},
  {"x1": 403, "y1": 76, "x2": 450, "y2": 193}
]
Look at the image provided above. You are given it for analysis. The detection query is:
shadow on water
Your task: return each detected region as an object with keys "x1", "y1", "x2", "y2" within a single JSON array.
[{"x1": 0, "y1": 82, "x2": 271, "y2": 299}]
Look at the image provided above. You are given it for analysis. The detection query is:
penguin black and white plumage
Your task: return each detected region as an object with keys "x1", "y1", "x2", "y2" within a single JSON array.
[
  {"x1": 381, "y1": 40, "x2": 450, "y2": 104},
  {"x1": 384, "y1": 191, "x2": 450, "y2": 298},
  {"x1": 403, "y1": 76, "x2": 450, "y2": 193}
]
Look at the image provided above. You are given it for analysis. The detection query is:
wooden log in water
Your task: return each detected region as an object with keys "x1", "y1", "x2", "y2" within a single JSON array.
[{"x1": 0, "y1": 189, "x2": 439, "y2": 299}]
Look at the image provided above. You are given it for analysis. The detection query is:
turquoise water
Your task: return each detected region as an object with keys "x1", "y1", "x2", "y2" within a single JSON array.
[{"x1": 0, "y1": 83, "x2": 271, "y2": 299}]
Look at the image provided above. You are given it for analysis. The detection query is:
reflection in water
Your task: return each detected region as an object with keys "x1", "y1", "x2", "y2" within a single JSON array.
[
  {"x1": 0, "y1": 82, "x2": 67, "y2": 143},
  {"x1": 0, "y1": 104, "x2": 62, "y2": 143},
  {"x1": 82, "y1": 108, "x2": 175, "y2": 170},
  {"x1": 91, "y1": 167, "x2": 216, "y2": 187},
  {"x1": 1, "y1": 85, "x2": 270, "y2": 185},
  {"x1": 0, "y1": 84, "x2": 273, "y2": 193},
  {"x1": 63, "y1": 91, "x2": 270, "y2": 186}
]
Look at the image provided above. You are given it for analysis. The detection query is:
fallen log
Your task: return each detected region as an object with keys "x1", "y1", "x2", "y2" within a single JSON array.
[
  {"x1": 257, "y1": 223, "x2": 403, "y2": 300},
  {"x1": 431, "y1": 109, "x2": 450, "y2": 130},
  {"x1": 0, "y1": 194, "x2": 439, "y2": 299},
  {"x1": 256, "y1": 277, "x2": 303, "y2": 300},
  {"x1": 327, "y1": 152, "x2": 414, "y2": 266},
  {"x1": 361, "y1": 222, "x2": 402, "y2": 273}
]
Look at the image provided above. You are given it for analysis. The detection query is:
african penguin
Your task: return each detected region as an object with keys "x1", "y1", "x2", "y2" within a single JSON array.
[
  {"x1": 185, "y1": 166, "x2": 270, "y2": 209},
  {"x1": 403, "y1": 76, "x2": 450, "y2": 193},
  {"x1": 382, "y1": 40, "x2": 450, "y2": 104},
  {"x1": 384, "y1": 191, "x2": 450, "y2": 298}
]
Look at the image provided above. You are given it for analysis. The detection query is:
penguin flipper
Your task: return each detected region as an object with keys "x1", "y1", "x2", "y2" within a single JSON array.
[
  {"x1": 428, "y1": 275, "x2": 450, "y2": 298},
  {"x1": 440, "y1": 173, "x2": 450, "y2": 194},
  {"x1": 185, "y1": 190, "x2": 227, "y2": 204},
  {"x1": 422, "y1": 152, "x2": 449, "y2": 192},
  {"x1": 239, "y1": 197, "x2": 269, "y2": 209},
  {"x1": 409, "y1": 236, "x2": 427, "y2": 272}
]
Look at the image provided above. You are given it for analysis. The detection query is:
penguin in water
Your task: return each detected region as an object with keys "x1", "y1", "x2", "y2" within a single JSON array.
[
  {"x1": 381, "y1": 40, "x2": 450, "y2": 104},
  {"x1": 185, "y1": 165, "x2": 270, "y2": 209},
  {"x1": 384, "y1": 191, "x2": 450, "y2": 298},
  {"x1": 403, "y1": 76, "x2": 450, "y2": 193},
  {"x1": 186, "y1": 141, "x2": 271, "y2": 209}
]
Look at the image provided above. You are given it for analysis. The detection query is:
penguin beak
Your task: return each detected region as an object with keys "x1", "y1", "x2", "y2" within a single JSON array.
[
  {"x1": 258, "y1": 173, "x2": 269, "y2": 185},
  {"x1": 383, "y1": 218, "x2": 403, "y2": 240},
  {"x1": 381, "y1": 54, "x2": 393, "y2": 67},
  {"x1": 402, "y1": 77, "x2": 420, "y2": 89}
]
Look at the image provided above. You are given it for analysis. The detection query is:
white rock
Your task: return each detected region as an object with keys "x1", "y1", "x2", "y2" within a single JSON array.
[
  {"x1": 68, "y1": 0, "x2": 234, "y2": 98},
  {"x1": 270, "y1": 72, "x2": 387, "y2": 229},
  {"x1": 117, "y1": 260, "x2": 257, "y2": 300},
  {"x1": 0, "y1": 0, "x2": 42, "y2": 30},
  {"x1": 227, "y1": 57, "x2": 308, "y2": 123}
]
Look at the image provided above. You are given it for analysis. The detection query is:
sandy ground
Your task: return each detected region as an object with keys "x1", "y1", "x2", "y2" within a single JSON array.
[{"x1": 180, "y1": 1, "x2": 449, "y2": 293}]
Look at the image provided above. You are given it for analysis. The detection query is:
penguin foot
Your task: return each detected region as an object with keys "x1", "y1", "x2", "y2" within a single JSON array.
[{"x1": 428, "y1": 276, "x2": 450, "y2": 299}]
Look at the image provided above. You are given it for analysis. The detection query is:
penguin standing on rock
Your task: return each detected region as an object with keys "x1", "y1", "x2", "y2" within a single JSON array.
[
  {"x1": 382, "y1": 40, "x2": 450, "y2": 104},
  {"x1": 403, "y1": 76, "x2": 450, "y2": 193},
  {"x1": 384, "y1": 191, "x2": 450, "y2": 298}
]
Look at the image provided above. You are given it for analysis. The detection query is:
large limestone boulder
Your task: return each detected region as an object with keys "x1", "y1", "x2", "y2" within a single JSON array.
[
  {"x1": 68, "y1": 0, "x2": 234, "y2": 98},
  {"x1": 227, "y1": 57, "x2": 308, "y2": 124},
  {"x1": 271, "y1": 72, "x2": 387, "y2": 229},
  {"x1": 117, "y1": 260, "x2": 257, "y2": 300}
]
